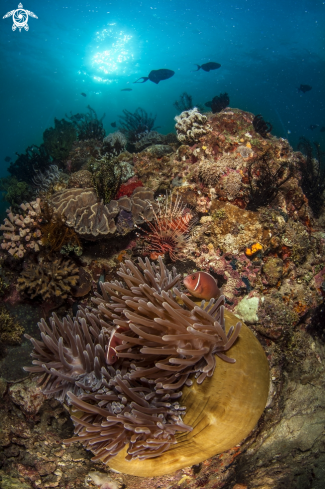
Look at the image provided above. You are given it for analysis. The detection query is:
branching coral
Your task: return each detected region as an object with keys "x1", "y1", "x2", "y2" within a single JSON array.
[
  {"x1": 17, "y1": 257, "x2": 79, "y2": 300},
  {"x1": 297, "y1": 137, "x2": 325, "y2": 217},
  {"x1": 175, "y1": 108, "x2": 211, "y2": 144},
  {"x1": 0, "y1": 199, "x2": 43, "y2": 257},
  {"x1": 24, "y1": 257, "x2": 241, "y2": 463},
  {"x1": 43, "y1": 118, "x2": 77, "y2": 160},
  {"x1": 141, "y1": 193, "x2": 197, "y2": 261}
]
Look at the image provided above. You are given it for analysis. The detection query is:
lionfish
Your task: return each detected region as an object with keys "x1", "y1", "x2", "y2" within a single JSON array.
[{"x1": 140, "y1": 193, "x2": 197, "y2": 261}]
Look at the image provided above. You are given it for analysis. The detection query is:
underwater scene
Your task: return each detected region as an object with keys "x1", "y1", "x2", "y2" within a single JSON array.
[{"x1": 0, "y1": 0, "x2": 325, "y2": 488}]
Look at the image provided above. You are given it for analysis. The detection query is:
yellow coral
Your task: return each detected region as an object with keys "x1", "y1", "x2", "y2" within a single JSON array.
[{"x1": 246, "y1": 142, "x2": 252, "y2": 149}]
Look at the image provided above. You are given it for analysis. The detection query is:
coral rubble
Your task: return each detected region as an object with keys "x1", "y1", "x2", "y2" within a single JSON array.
[{"x1": 17, "y1": 257, "x2": 79, "y2": 300}]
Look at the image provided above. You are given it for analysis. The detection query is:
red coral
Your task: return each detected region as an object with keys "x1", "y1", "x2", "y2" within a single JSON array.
[{"x1": 115, "y1": 180, "x2": 143, "y2": 199}]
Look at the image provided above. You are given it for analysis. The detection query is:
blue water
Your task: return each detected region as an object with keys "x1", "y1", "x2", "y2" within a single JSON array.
[{"x1": 0, "y1": 0, "x2": 324, "y2": 189}]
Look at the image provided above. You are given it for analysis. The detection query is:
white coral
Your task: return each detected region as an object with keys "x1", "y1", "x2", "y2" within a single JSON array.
[
  {"x1": 174, "y1": 107, "x2": 211, "y2": 144},
  {"x1": 0, "y1": 198, "x2": 42, "y2": 258}
]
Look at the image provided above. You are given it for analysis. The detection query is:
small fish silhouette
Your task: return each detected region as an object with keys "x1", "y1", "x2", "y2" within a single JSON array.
[
  {"x1": 121, "y1": 88, "x2": 132, "y2": 91},
  {"x1": 81, "y1": 92, "x2": 87, "y2": 97},
  {"x1": 111, "y1": 122, "x2": 117, "y2": 128},
  {"x1": 193, "y1": 62, "x2": 221, "y2": 72},
  {"x1": 309, "y1": 124, "x2": 319, "y2": 131},
  {"x1": 298, "y1": 84, "x2": 312, "y2": 94},
  {"x1": 4, "y1": 156, "x2": 11, "y2": 162}
]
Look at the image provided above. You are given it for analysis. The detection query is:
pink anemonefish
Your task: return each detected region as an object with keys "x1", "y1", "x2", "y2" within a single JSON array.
[
  {"x1": 183, "y1": 271, "x2": 220, "y2": 300},
  {"x1": 106, "y1": 326, "x2": 128, "y2": 365}
]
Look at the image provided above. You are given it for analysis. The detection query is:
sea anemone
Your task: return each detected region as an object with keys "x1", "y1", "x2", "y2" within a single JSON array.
[
  {"x1": 141, "y1": 193, "x2": 197, "y2": 261},
  {"x1": 24, "y1": 257, "x2": 269, "y2": 476}
]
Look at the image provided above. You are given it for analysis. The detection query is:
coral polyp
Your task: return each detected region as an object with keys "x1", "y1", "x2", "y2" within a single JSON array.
[{"x1": 141, "y1": 193, "x2": 197, "y2": 261}]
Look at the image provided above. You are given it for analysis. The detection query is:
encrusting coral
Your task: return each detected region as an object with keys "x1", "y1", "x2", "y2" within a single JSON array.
[
  {"x1": 175, "y1": 108, "x2": 211, "y2": 144},
  {"x1": 24, "y1": 257, "x2": 269, "y2": 477},
  {"x1": 0, "y1": 198, "x2": 43, "y2": 258},
  {"x1": 17, "y1": 257, "x2": 79, "y2": 300}
]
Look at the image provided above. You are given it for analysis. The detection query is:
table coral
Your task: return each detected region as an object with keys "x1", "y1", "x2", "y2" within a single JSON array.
[
  {"x1": 0, "y1": 199, "x2": 43, "y2": 258},
  {"x1": 17, "y1": 257, "x2": 79, "y2": 300}
]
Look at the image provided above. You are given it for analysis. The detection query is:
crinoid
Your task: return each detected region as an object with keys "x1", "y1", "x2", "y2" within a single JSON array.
[
  {"x1": 140, "y1": 193, "x2": 197, "y2": 261},
  {"x1": 252, "y1": 114, "x2": 273, "y2": 138},
  {"x1": 40, "y1": 202, "x2": 82, "y2": 255}
]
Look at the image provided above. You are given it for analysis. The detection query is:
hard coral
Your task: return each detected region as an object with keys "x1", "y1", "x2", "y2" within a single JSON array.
[
  {"x1": 17, "y1": 257, "x2": 79, "y2": 300},
  {"x1": 175, "y1": 108, "x2": 211, "y2": 144},
  {"x1": 102, "y1": 131, "x2": 127, "y2": 157},
  {"x1": 0, "y1": 199, "x2": 43, "y2": 258}
]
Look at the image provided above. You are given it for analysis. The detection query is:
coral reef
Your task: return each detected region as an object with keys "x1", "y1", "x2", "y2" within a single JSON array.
[
  {"x1": 173, "y1": 92, "x2": 194, "y2": 112},
  {"x1": 0, "y1": 306, "x2": 24, "y2": 346},
  {"x1": 0, "y1": 176, "x2": 34, "y2": 212},
  {"x1": 297, "y1": 137, "x2": 325, "y2": 217},
  {"x1": 17, "y1": 257, "x2": 79, "y2": 300},
  {"x1": 141, "y1": 193, "x2": 197, "y2": 261},
  {"x1": 50, "y1": 187, "x2": 157, "y2": 238},
  {"x1": 252, "y1": 114, "x2": 273, "y2": 138},
  {"x1": 0, "y1": 199, "x2": 43, "y2": 258},
  {"x1": 8, "y1": 144, "x2": 51, "y2": 184},
  {"x1": 66, "y1": 106, "x2": 106, "y2": 141},
  {"x1": 118, "y1": 108, "x2": 157, "y2": 146},
  {"x1": 43, "y1": 118, "x2": 77, "y2": 160},
  {"x1": 40, "y1": 202, "x2": 82, "y2": 255},
  {"x1": 116, "y1": 179, "x2": 143, "y2": 199},
  {"x1": 32, "y1": 164, "x2": 62, "y2": 192},
  {"x1": 246, "y1": 153, "x2": 294, "y2": 210},
  {"x1": 88, "y1": 157, "x2": 122, "y2": 204},
  {"x1": 102, "y1": 131, "x2": 127, "y2": 157},
  {"x1": 68, "y1": 169, "x2": 94, "y2": 188},
  {"x1": 134, "y1": 131, "x2": 166, "y2": 152},
  {"x1": 24, "y1": 257, "x2": 257, "y2": 470},
  {"x1": 175, "y1": 108, "x2": 211, "y2": 144},
  {"x1": 207, "y1": 93, "x2": 230, "y2": 113}
]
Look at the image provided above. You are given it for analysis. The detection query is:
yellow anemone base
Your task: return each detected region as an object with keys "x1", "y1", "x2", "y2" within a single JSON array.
[{"x1": 107, "y1": 309, "x2": 270, "y2": 477}]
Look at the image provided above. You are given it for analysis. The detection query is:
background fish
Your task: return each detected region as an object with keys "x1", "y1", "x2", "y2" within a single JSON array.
[
  {"x1": 193, "y1": 62, "x2": 221, "y2": 72},
  {"x1": 298, "y1": 84, "x2": 312, "y2": 93},
  {"x1": 80, "y1": 92, "x2": 87, "y2": 97},
  {"x1": 134, "y1": 69, "x2": 175, "y2": 84},
  {"x1": 4, "y1": 156, "x2": 11, "y2": 162},
  {"x1": 121, "y1": 88, "x2": 132, "y2": 91},
  {"x1": 111, "y1": 122, "x2": 117, "y2": 127},
  {"x1": 183, "y1": 271, "x2": 220, "y2": 300}
]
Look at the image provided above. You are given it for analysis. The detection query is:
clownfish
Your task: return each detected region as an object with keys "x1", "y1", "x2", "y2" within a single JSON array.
[
  {"x1": 106, "y1": 326, "x2": 128, "y2": 365},
  {"x1": 183, "y1": 271, "x2": 220, "y2": 300}
]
